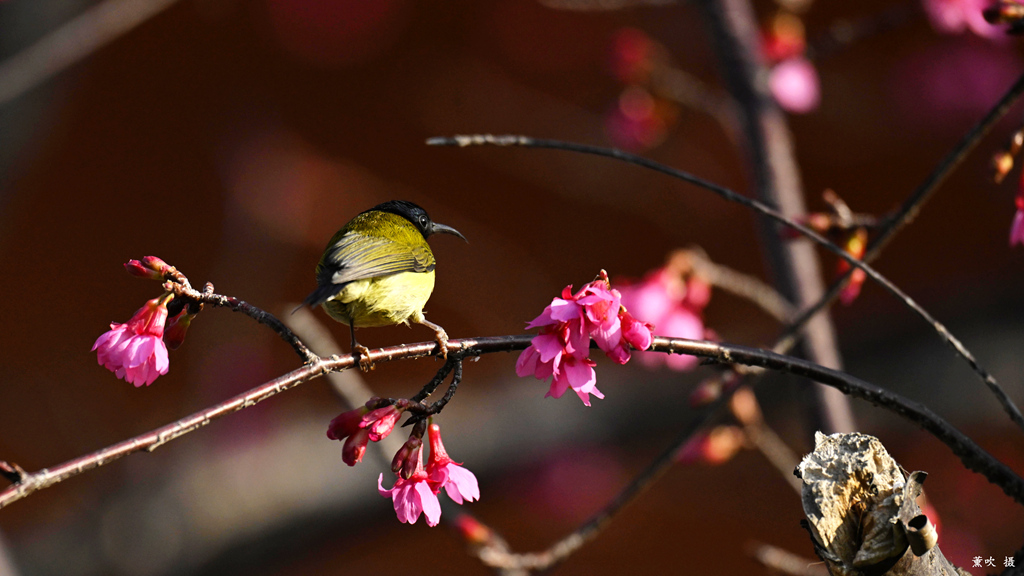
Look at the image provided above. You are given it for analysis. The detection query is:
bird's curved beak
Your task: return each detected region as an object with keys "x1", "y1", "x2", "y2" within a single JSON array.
[{"x1": 431, "y1": 222, "x2": 468, "y2": 243}]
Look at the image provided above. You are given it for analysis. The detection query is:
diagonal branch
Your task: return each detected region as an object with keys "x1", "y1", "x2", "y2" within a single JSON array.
[
  {"x1": 427, "y1": 134, "x2": 1024, "y2": 431},
  {"x1": 166, "y1": 281, "x2": 317, "y2": 364}
]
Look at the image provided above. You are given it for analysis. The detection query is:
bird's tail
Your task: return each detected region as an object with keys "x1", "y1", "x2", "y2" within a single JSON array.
[{"x1": 295, "y1": 284, "x2": 339, "y2": 313}]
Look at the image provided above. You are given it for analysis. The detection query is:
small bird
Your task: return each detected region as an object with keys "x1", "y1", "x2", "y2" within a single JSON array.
[{"x1": 302, "y1": 200, "x2": 466, "y2": 368}]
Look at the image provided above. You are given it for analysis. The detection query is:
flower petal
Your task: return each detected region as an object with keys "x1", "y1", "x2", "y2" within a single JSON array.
[{"x1": 443, "y1": 464, "x2": 480, "y2": 504}]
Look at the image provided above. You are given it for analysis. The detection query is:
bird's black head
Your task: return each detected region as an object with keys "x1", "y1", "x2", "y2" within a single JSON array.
[{"x1": 368, "y1": 200, "x2": 467, "y2": 242}]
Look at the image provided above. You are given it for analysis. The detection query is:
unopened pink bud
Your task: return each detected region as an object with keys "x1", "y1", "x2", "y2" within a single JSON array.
[
  {"x1": 364, "y1": 405, "x2": 402, "y2": 442},
  {"x1": 453, "y1": 514, "x2": 493, "y2": 545},
  {"x1": 327, "y1": 407, "x2": 369, "y2": 440},
  {"x1": 676, "y1": 426, "x2": 745, "y2": 465},
  {"x1": 342, "y1": 429, "x2": 370, "y2": 466},
  {"x1": 142, "y1": 256, "x2": 170, "y2": 274},
  {"x1": 123, "y1": 256, "x2": 171, "y2": 281},
  {"x1": 124, "y1": 260, "x2": 160, "y2": 280},
  {"x1": 392, "y1": 437, "x2": 424, "y2": 480},
  {"x1": 163, "y1": 310, "x2": 196, "y2": 350}
]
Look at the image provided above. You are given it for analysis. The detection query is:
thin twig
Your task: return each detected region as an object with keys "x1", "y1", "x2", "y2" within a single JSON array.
[
  {"x1": 167, "y1": 282, "x2": 317, "y2": 364},
  {"x1": 743, "y1": 421, "x2": 803, "y2": 494},
  {"x1": 686, "y1": 249, "x2": 796, "y2": 322},
  {"x1": 3, "y1": 335, "x2": 1020, "y2": 512},
  {"x1": 427, "y1": 134, "x2": 1024, "y2": 431},
  {"x1": 411, "y1": 358, "x2": 459, "y2": 403}
]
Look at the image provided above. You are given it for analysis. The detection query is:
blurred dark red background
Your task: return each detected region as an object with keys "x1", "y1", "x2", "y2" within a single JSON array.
[{"x1": 0, "y1": 0, "x2": 1022, "y2": 574}]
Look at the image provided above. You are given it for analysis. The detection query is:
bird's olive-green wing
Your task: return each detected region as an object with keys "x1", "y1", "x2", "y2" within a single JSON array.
[{"x1": 317, "y1": 232, "x2": 435, "y2": 288}]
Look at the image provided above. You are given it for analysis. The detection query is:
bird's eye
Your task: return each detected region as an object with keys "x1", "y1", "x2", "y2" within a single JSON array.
[{"x1": 419, "y1": 215, "x2": 428, "y2": 226}]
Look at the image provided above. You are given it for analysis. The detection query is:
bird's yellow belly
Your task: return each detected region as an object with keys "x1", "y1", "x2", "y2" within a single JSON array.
[{"x1": 322, "y1": 271, "x2": 435, "y2": 328}]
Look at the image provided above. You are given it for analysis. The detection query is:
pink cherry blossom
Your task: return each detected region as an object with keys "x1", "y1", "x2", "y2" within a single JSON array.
[
  {"x1": 517, "y1": 285, "x2": 602, "y2": 406},
  {"x1": 922, "y1": 0, "x2": 1003, "y2": 38},
  {"x1": 92, "y1": 296, "x2": 171, "y2": 387},
  {"x1": 769, "y1": 57, "x2": 820, "y2": 114},
  {"x1": 545, "y1": 355, "x2": 602, "y2": 406},
  {"x1": 617, "y1": 267, "x2": 709, "y2": 372},
  {"x1": 611, "y1": 310, "x2": 655, "y2": 364},
  {"x1": 576, "y1": 280, "x2": 623, "y2": 353},
  {"x1": 426, "y1": 423, "x2": 480, "y2": 505},
  {"x1": 378, "y1": 472, "x2": 442, "y2": 526},
  {"x1": 517, "y1": 273, "x2": 654, "y2": 405}
]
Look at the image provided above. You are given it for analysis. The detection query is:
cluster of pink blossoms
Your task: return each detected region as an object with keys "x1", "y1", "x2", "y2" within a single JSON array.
[
  {"x1": 516, "y1": 272, "x2": 654, "y2": 406},
  {"x1": 92, "y1": 257, "x2": 196, "y2": 387},
  {"x1": 327, "y1": 403, "x2": 479, "y2": 526},
  {"x1": 617, "y1": 266, "x2": 710, "y2": 372}
]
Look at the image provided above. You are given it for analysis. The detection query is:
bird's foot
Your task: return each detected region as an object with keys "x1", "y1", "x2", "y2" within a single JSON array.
[
  {"x1": 433, "y1": 329, "x2": 449, "y2": 360},
  {"x1": 353, "y1": 344, "x2": 375, "y2": 372},
  {"x1": 417, "y1": 318, "x2": 451, "y2": 359}
]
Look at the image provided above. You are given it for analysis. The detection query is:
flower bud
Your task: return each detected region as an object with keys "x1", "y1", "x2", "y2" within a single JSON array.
[
  {"x1": 141, "y1": 256, "x2": 171, "y2": 274},
  {"x1": 326, "y1": 407, "x2": 369, "y2": 441},
  {"x1": 163, "y1": 309, "x2": 196, "y2": 350},
  {"x1": 392, "y1": 436, "x2": 424, "y2": 480},
  {"x1": 342, "y1": 429, "x2": 370, "y2": 466},
  {"x1": 123, "y1": 256, "x2": 171, "y2": 281},
  {"x1": 453, "y1": 514, "x2": 494, "y2": 546},
  {"x1": 837, "y1": 228, "x2": 868, "y2": 305},
  {"x1": 364, "y1": 405, "x2": 402, "y2": 442},
  {"x1": 676, "y1": 426, "x2": 745, "y2": 465}
]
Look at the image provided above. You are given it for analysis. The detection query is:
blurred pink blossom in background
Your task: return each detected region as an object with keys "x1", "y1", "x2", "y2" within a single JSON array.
[
  {"x1": 922, "y1": 0, "x2": 1003, "y2": 37},
  {"x1": 617, "y1": 266, "x2": 709, "y2": 372},
  {"x1": 768, "y1": 57, "x2": 821, "y2": 114},
  {"x1": 1007, "y1": 188, "x2": 1024, "y2": 243}
]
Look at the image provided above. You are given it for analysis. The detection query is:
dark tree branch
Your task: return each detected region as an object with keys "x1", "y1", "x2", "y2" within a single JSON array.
[
  {"x1": 427, "y1": 134, "x2": 1024, "y2": 431},
  {"x1": 3, "y1": 335, "x2": 1020, "y2": 513}
]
